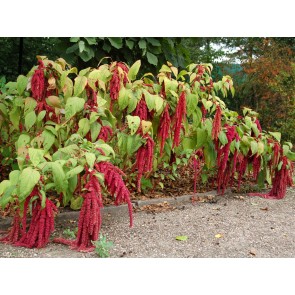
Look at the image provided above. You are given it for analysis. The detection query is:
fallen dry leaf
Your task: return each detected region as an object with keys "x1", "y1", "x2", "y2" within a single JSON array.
[
  {"x1": 260, "y1": 207, "x2": 269, "y2": 211},
  {"x1": 249, "y1": 248, "x2": 257, "y2": 256},
  {"x1": 234, "y1": 196, "x2": 245, "y2": 200}
]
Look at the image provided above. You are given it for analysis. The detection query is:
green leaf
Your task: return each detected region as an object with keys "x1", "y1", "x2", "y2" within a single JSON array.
[
  {"x1": 18, "y1": 168, "x2": 40, "y2": 202},
  {"x1": 65, "y1": 97, "x2": 85, "y2": 120},
  {"x1": 90, "y1": 121, "x2": 101, "y2": 142},
  {"x1": 25, "y1": 111, "x2": 36, "y2": 131},
  {"x1": 138, "y1": 39, "x2": 147, "y2": 49},
  {"x1": 37, "y1": 110, "x2": 46, "y2": 122},
  {"x1": 17, "y1": 75, "x2": 28, "y2": 95},
  {"x1": 78, "y1": 118, "x2": 90, "y2": 138},
  {"x1": 251, "y1": 141, "x2": 258, "y2": 154},
  {"x1": 154, "y1": 95, "x2": 164, "y2": 112},
  {"x1": 257, "y1": 142, "x2": 264, "y2": 155},
  {"x1": 51, "y1": 162, "x2": 67, "y2": 193},
  {"x1": 146, "y1": 52, "x2": 158, "y2": 66},
  {"x1": 126, "y1": 39, "x2": 134, "y2": 49},
  {"x1": 85, "y1": 152, "x2": 96, "y2": 169},
  {"x1": 0, "y1": 180, "x2": 11, "y2": 196},
  {"x1": 126, "y1": 115, "x2": 140, "y2": 135},
  {"x1": 128, "y1": 60, "x2": 141, "y2": 81},
  {"x1": 175, "y1": 236, "x2": 188, "y2": 241},
  {"x1": 73, "y1": 76, "x2": 87, "y2": 96},
  {"x1": 286, "y1": 151, "x2": 295, "y2": 161},
  {"x1": 28, "y1": 148, "x2": 45, "y2": 167},
  {"x1": 17, "y1": 134, "x2": 31, "y2": 149},
  {"x1": 218, "y1": 131, "x2": 228, "y2": 146},
  {"x1": 9, "y1": 170, "x2": 20, "y2": 186},
  {"x1": 66, "y1": 165, "x2": 84, "y2": 179},
  {"x1": 196, "y1": 128, "x2": 208, "y2": 149},
  {"x1": 108, "y1": 37, "x2": 123, "y2": 49},
  {"x1": 42, "y1": 129, "x2": 55, "y2": 151},
  {"x1": 118, "y1": 87, "x2": 129, "y2": 110},
  {"x1": 70, "y1": 196, "x2": 83, "y2": 210},
  {"x1": 269, "y1": 132, "x2": 281, "y2": 142},
  {"x1": 78, "y1": 40, "x2": 85, "y2": 53},
  {"x1": 10, "y1": 107, "x2": 20, "y2": 130}
]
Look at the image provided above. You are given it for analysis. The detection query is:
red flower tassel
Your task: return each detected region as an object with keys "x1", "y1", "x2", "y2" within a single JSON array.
[
  {"x1": 212, "y1": 104, "x2": 222, "y2": 141},
  {"x1": 172, "y1": 91, "x2": 186, "y2": 148},
  {"x1": 134, "y1": 134, "x2": 155, "y2": 192},
  {"x1": 132, "y1": 96, "x2": 148, "y2": 121},
  {"x1": 95, "y1": 161, "x2": 133, "y2": 227},
  {"x1": 158, "y1": 104, "x2": 171, "y2": 156},
  {"x1": 31, "y1": 60, "x2": 45, "y2": 100}
]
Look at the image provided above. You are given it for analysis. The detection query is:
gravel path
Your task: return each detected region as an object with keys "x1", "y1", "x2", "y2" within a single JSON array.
[{"x1": 0, "y1": 188, "x2": 295, "y2": 258}]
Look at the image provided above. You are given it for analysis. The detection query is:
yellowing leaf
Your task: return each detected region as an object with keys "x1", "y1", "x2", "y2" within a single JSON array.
[
  {"x1": 141, "y1": 120, "x2": 152, "y2": 135},
  {"x1": 215, "y1": 234, "x2": 222, "y2": 238}
]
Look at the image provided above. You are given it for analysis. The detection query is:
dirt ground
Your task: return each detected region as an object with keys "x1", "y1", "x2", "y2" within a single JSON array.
[{"x1": 0, "y1": 188, "x2": 295, "y2": 258}]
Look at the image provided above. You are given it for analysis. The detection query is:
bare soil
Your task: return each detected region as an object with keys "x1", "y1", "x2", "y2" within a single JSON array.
[{"x1": 1, "y1": 187, "x2": 294, "y2": 258}]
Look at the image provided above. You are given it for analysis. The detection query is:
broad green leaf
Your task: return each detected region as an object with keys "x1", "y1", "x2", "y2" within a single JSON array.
[
  {"x1": 78, "y1": 118, "x2": 90, "y2": 137},
  {"x1": 0, "y1": 180, "x2": 11, "y2": 195},
  {"x1": 218, "y1": 131, "x2": 228, "y2": 146},
  {"x1": 85, "y1": 152, "x2": 96, "y2": 169},
  {"x1": 37, "y1": 110, "x2": 46, "y2": 122},
  {"x1": 154, "y1": 95, "x2": 164, "y2": 112},
  {"x1": 143, "y1": 90, "x2": 155, "y2": 111},
  {"x1": 28, "y1": 148, "x2": 45, "y2": 167},
  {"x1": 10, "y1": 107, "x2": 20, "y2": 130},
  {"x1": 286, "y1": 151, "x2": 295, "y2": 161},
  {"x1": 146, "y1": 52, "x2": 158, "y2": 66},
  {"x1": 9, "y1": 170, "x2": 20, "y2": 186},
  {"x1": 95, "y1": 142, "x2": 115, "y2": 158},
  {"x1": 196, "y1": 128, "x2": 207, "y2": 149},
  {"x1": 126, "y1": 115, "x2": 140, "y2": 135},
  {"x1": 128, "y1": 60, "x2": 141, "y2": 81},
  {"x1": 70, "y1": 196, "x2": 83, "y2": 210},
  {"x1": 42, "y1": 129, "x2": 55, "y2": 151},
  {"x1": 118, "y1": 87, "x2": 129, "y2": 110},
  {"x1": 25, "y1": 111, "x2": 36, "y2": 131},
  {"x1": 17, "y1": 75, "x2": 28, "y2": 95},
  {"x1": 18, "y1": 168, "x2": 40, "y2": 202},
  {"x1": 108, "y1": 37, "x2": 123, "y2": 49},
  {"x1": 17, "y1": 134, "x2": 31, "y2": 149},
  {"x1": 90, "y1": 121, "x2": 101, "y2": 142},
  {"x1": 73, "y1": 76, "x2": 87, "y2": 96},
  {"x1": 51, "y1": 162, "x2": 67, "y2": 193},
  {"x1": 257, "y1": 142, "x2": 264, "y2": 155},
  {"x1": 65, "y1": 97, "x2": 85, "y2": 120},
  {"x1": 269, "y1": 132, "x2": 281, "y2": 142},
  {"x1": 138, "y1": 39, "x2": 147, "y2": 49},
  {"x1": 66, "y1": 165, "x2": 84, "y2": 179},
  {"x1": 251, "y1": 141, "x2": 258, "y2": 154},
  {"x1": 24, "y1": 97, "x2": 37, "y2": 114}
]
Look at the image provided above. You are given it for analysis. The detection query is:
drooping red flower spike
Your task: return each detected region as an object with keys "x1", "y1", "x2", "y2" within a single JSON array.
[
  {"x1": 134, "y1": 134, "x2": 155, "y2": 192},
  {"x1": 95, "y1": 161, "x2": 133, "y2": 227},
  {"x1": 132, "y1": 96, "x2": 148, "y2": 121},
  {"x1": 212, "y1": 104, "x2": 222, "y2": 141},
  {"x1": 172, "y1": 91, "x2": 186, "y2": 148},
  {"x1": 158, "y1": 104, "x2": 171, "y2": 156},
  {"x1": 31, "y1": 60, "x2": 45, "y2": 100}
]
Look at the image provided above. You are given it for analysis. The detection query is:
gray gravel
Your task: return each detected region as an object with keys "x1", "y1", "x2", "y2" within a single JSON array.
[{"x1": 0, "y1": 188, "x2": 295, "y2": 258}]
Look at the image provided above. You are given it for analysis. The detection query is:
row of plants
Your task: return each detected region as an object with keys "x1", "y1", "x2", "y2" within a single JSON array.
[{"x1": 0, "y1": 57, "x2": 294, "y2": 252}]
